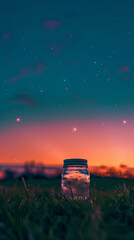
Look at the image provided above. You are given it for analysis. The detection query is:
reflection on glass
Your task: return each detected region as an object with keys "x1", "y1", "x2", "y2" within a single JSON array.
[{"x1": 61, "y1": 162, "x2": 90, "y2": 201}]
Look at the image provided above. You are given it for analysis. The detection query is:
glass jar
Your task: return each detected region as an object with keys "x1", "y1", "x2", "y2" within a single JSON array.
[{"x1": 61, "y1": 159, "x2": 90, "y2": 201}]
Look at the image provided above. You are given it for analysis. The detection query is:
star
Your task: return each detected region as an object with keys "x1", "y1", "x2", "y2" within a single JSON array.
[
  {"x1": 16, "y1": 117, "x2": 21, "y2": 122},
  {"x1": 72, "y1": 127, "x2": 77, "y2": 133},
  {"x1": 122, "y1": 120, "x2": 127, "y2": 126}
]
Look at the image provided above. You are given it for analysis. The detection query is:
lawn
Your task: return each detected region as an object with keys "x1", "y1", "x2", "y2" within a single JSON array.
[{"x1": 0, "y1": 176, "x2": 134, "y2": 240}]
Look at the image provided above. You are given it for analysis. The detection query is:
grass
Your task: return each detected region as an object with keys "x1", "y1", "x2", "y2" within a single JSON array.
[{"x1": 0, "y1": 177, "x2": 134, "y2": 240}]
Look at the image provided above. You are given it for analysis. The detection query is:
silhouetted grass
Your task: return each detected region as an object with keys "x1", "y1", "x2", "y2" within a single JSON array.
[{"x1": 0, "y1": 177, "x2": 134, "y2": 240}]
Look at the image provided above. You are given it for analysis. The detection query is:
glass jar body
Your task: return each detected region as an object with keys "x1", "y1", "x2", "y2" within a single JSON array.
[{"x1": 61, "y1": 165, "x2": 90, "y2": 200}]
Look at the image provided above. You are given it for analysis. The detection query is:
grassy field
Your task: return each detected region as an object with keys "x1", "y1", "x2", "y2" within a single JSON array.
[{"x1": 0, "y1": 176, "x2": 134, "y2": 240}]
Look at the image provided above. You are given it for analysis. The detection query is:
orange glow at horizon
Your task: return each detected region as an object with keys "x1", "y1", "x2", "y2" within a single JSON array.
[{"x1": 0, "y1": 119, "x2": 134, "y2": 167}]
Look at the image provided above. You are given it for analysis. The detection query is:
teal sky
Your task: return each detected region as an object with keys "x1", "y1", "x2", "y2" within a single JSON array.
[{"x1": 1, "y1": 0, "x2": 134, "y2": 127}]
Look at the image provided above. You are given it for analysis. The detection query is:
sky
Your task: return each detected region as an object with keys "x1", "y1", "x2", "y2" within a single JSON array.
[{"x1": 0, "y1": 0, "x2": 134, "y2": 167}]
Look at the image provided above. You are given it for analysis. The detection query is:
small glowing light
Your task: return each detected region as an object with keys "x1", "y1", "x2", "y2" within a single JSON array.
[
  {"x1": 72, "y1": 127, "x2": 77, "y2": 133},
  {"x1": 122, "y1": 120, "x2": 127, "y2": 125},
  {"x1": 16, "y1": 117, "x2": 21, "y2": 122}
]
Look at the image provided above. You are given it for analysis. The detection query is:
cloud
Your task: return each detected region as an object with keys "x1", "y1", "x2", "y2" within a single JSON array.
[
  {"x1": 7, "y1": 61, "x2": 47, "y2": 83},
  {"x1": 90, "y1": 164, "x2": 134, "y2": 179},
  {"x1": 117, "y1": 65, "x2": 130, "y2": 74},
  {"x1": 99, "y1": 165, "x2": 108, "y2": 169},
  {"x1": 43, "y1": 19, "x2": 61, "y2": 30},
  {"x1": 119, "y1": 164, "x2": 128, "y2": 168},
  {"x1": 2, "y1": 33, "x2": 10, "y2": 40},
  {"x1": 9, "y1": 92, "x2": 39, "y2": 107}
]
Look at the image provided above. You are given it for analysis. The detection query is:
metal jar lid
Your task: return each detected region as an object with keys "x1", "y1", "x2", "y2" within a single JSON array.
[{"x1": 63, "y1": 158, "x2": 88, "y2": 168}]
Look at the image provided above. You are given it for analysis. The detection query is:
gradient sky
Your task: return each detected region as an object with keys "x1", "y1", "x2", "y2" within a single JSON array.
[{"x1": 0, "y1": 0, "x2": 134, "y2": 166}]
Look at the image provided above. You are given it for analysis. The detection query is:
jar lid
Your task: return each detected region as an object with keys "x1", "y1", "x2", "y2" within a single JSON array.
[{"x1": 63, "y1": 158, "x2": 88, "y2": 167}]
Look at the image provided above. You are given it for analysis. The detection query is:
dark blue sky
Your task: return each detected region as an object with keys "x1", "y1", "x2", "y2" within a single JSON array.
[{"x1": 1, "y1": 0, "x2": 134, "y2": 127}]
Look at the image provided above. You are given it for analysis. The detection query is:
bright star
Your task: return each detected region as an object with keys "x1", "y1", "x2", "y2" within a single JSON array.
[
  {"x1": 122, "y1": 120, "x2": 127, "y2": 125},
  {"x1": 72, "y1": 127, "x2": 77, "y2": 133},
  {"x1": 16, "y1": 118, "x2": 21, "y2": 122}
]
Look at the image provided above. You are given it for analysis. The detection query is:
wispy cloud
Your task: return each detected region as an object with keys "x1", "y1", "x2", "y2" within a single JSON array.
[
  {"x1": 7, "y1": 61, "x2": 47, "y2": 83},
  {"x1": 9, "y1": 92, "x2": 40, "y2": 107}
]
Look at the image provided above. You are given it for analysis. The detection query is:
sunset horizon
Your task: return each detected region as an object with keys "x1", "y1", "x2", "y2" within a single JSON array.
[{"x1": 0, "y1": 117, "x2": 133, "y2": 168}]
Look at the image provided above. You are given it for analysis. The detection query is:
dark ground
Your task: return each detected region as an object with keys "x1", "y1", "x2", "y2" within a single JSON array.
[{"x1": 0, "y1": 176, "x2": 134, "y2": 240}]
